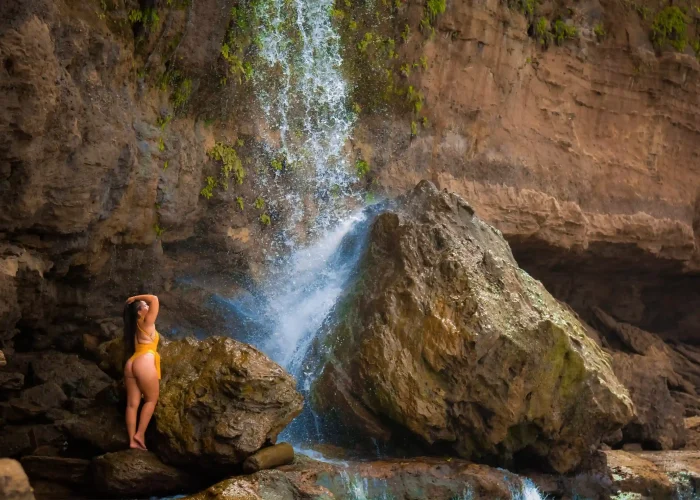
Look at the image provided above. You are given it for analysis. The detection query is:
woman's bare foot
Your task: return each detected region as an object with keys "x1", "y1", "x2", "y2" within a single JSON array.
[{"x1": 133, "y1": 434, "x2": 147, "y2": 450}]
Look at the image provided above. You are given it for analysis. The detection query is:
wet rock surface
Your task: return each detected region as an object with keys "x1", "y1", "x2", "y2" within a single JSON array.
[
  {"x1": 313, "y1": 181, "x2": 634, "y2": 473},
  {"x1": 154, "y1": 337, "x2": 304, "y2": 469}
]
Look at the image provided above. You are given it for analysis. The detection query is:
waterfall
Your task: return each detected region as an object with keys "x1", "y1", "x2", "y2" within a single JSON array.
[
  {"x1": 253, "y1": 0, "x2": 357, "y2": 236},
  {"x1": 211, "y1": 1, "x2": 548, "y2": 498}
]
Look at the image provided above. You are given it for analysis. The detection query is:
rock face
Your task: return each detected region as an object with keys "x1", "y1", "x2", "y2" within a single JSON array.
[
  {"x1": 91, "y1": 449, "x2": 193, "y2": 498},
  {"x1": 153, "y1": 337, "x2": 304, "y2": 468},
  {"x1": 0, "y1": 459, "x2": 35, "y2": 500},
  {"x1": 312, "y1": 181, "x2": 633, "y2": 473},
  {"x1": 183, "y1": 457, "x2": 534, "y2": 500}
]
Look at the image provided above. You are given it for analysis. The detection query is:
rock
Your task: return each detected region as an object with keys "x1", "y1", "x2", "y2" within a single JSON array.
[
  {"x1": 2, "y1": 383, "x2": 67, "y2": 422},
  {"x1": 0, "y1": 372, "x2": 24, "y2": 390},
  {"x1": 593, "y1": 309, "x2": 688, "y2": 449},
  {"x1": 0, "y1": 424, "x2": 65, "y2": 458},
  {"x1": 0, "y1": 350, "x2": 7, "y2": 367},
  {"x1": 30, "y1": 352, "x2": 112, "y2": 399},
  {"x1": 20, "y1": 456, "x2": 89, "y2": 486},
  {"x1": 242, "y1": 443, "x2": 295, "y2": 473},
  {"x1": 184, "y1": 455, "x2": 538, "y2": 500},
  {"x1": 91, "y1": 449, "x2": 193, "y2": 498},
  {"x1": 611, "y1": 353, "x2": 687, "y2": 450},
  {"x1": 685, "y1": 417, "x2": 700, "y2": 450},
  {"x1": 604, "y1": 449, "x2": 700, "y2": 498},
  {"x1": 0, "y1": 459, "x2": 35, "y2": 500},
  {"x1": 153, "y1": 337, "x2": 303, "y2": 469},
  {"x1": 62, "y1": 405, "x2": 128, "y2": 455},
  {"x1": 311, "y1": 182, "x2": 634, "y2": 473}
]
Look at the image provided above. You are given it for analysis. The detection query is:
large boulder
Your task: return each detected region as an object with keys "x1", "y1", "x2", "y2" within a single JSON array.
[
  {"x1": 91, "y1": 450, "x2": 193, "y2": 498},
  {"x1": 311, "y1": 181, "x2": 634, "y2": 473},
  {"x1": 153, "y1": 337, "x2": 304, "y2": 468}
]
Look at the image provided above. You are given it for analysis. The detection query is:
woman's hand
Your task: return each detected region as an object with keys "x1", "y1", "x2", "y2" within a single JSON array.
[{"x1": 126, "y1": 296, "x2": 137, "y2": 305}]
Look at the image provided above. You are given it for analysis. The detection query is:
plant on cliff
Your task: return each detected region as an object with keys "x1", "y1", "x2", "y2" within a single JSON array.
[
  {"x1": 594, "y1": 23, "x2": 606, "y2": 40},
  {"x1": 651, "y1": 6, "x2": 689, "y2": 51},
  {"x1": 128, "y1": 8, "x2": 160, "y2": 30},
  {"x1": 260, "y1": 213, "x2": 271, "y2": 226},
  {"x1": 236, "y1": 196, "x2": 245, "y2": 211},
  {"x1": 254, "y1": 197, "x2": 265, "y2": 210},
  {"x1": 534, "y1": 17, "x2": 551, "y2": 46},
  {"x1": 355, "y1": 159, "x2": 370, "y2": 178},
  {"x1": 200, "y1": 176, "x2": 217, "y2": 199},
  {"x1": 552, "y1": 20, "x2": 578, "y2": 45},
  {"x1": 208, "y1": 143, "x2": 244, "y2": 190}
]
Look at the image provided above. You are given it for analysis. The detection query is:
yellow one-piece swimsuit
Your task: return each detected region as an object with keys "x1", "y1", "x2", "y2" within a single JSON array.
[{"x1": 129, "y1": 322, "x2": 161, "y2": 380}]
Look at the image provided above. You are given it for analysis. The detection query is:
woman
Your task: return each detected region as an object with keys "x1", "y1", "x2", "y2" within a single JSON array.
[{"x1": 122, "y1": 294, "x2": 161, "y2": 450}]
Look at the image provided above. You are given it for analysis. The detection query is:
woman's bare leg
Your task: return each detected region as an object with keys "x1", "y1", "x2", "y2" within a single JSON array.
[
  {"x1": 124, "y1": 361, "x2": 144, "y2": 450},
  {"x1": 132, "y1": 353, "x2": 159, "y2": 450}
]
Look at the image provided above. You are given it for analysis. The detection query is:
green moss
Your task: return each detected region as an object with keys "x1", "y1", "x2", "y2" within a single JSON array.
[
  {"x1": 552, "y1": 20, "x2": 577, "y2": 45},
  {"x1": 158, "y1": 137, "x2": 165, "y2": 152},
  {"x1": 593, "y1": 23, "x2": 606, "y2": 40},
  {"x1": 651, "y1": 6, "x2": 689, "y2": 51},
  {"x1": 355, "y1": 159, "x2": 370, "y2": 177},
  {"x1": 260, "y1": 213, "x2": 271, "y2": 225},
  {"x1": 410, "y1": 120, "x2": 418, "y2": 137},
  {"x1": 401, "y1": 24, "x2": 411, "y2": 43},
  {"x1": 254, "y1": 197, "x2": 265, "y2": 210},
  {"x1": 154, "y1": 223, "x2": 165, "y2": 238},
  {"x1": 236, "y1": 196, "x2": 245, "y2": 211},
  {"x1": 163, "y1": 160, "x2": 169, "y2": 170},
  {"x1": 200, "y1": 176, "x2": 216, "y2": 199},
  {"x1": 208, "y1": 142, "x2": 244, "y2": 190},
  {"x1": 168, "y1": 74, "x2": 192, "y2": 109},
  {"x1": 534, "y1": 17, "x2": 551, "y2": 46},
  {"x1": 129, "y1": 8, "x2": 160, "y2": 30},
  {"x1": 157, "y1": 114, "x2": 173, "y2": 130}
]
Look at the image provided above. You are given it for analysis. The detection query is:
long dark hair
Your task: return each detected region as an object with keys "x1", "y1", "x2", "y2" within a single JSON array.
[{"x1": 123, "y1": 301, "x2": 144, "y2": 358}]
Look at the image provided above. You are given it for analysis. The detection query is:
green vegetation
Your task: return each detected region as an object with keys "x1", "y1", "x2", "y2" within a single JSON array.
[
  {"x1": 422, "y1": 0, "x2": 446, "y2": 28},
  {"x1": 236, "y1": 196, "x2": 245, "y2": 211},
  {"x1": 171, "y1": 78, "x2": 192, "y2": 109},
  {"x1": 552, "y1": 20, "x2": 578, "y2": 45},
  {"x1": 154, "y1": 223, "x2": 165, "y2": 238},
  {"x1": 534, "y1": 17, "x2": 551, "y2": 46},
  {"x1": 157, "y1": 114, "x2": 173, "y2": 130},
  {"x1": 254, "y1": 197, "x2": 265, "y2": 210},
  {"x1": 200, "y1": 176, "x2": 217, "y2": 199},
  {"x1": 355, "y1": 159, "x2": 370, "y2": 177},
  {"x1": 259, "y1": 213, "x2": 271, "y2": 225},
  {"x1": 421, "y1": 116, "x2": 430, "y2": 128},
  {"x1": 158, "y1": 137, "x2": 165, "y2": 152},
  {"x1": 594, "y1": 23, "x2": 606, "y2": 40},
  {"x1": 208, "y1": 142, "x2": 244, "y2": 190},
  {"x1": 163, "y1": 160, "x2": 169, "y2": 170},
  {"x1": 410, "y1": 120, "x2": 418, "y2": 137},
  {"x1": 129, "y1": 8, "x2": 160, "y2": 30},
  {"x1": 651, "y1": 6, "x2": 689, "y2": 51},
  {"x1": 401, "y1": 24, "x2": 411, "y2": 43}
]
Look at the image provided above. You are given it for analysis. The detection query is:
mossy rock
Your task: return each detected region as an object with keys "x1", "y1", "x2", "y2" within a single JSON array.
[{"x1": 311, "y1": 181, "x2": 634, "y2": 474}]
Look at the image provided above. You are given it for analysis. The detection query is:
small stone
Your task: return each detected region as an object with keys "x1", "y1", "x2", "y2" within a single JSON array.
[
  {"x1": 242, "y1": 443, "x2": 294, "y2": 473},
  {"x1": 0, "y1": 458, "x2": 35, "y2": 500}
]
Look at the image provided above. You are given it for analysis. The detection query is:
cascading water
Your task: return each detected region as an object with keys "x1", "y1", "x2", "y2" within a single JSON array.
[{"x1": 253, "y1": 0, "x2": 357, "y2": 236}]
